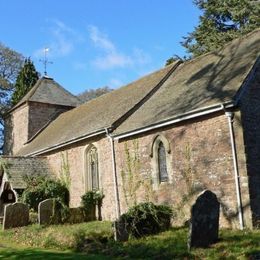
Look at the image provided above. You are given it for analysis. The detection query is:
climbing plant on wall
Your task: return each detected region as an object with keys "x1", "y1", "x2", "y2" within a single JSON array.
[{"x1": 120, "y1": 140, "x2": 154, "y2": 208}]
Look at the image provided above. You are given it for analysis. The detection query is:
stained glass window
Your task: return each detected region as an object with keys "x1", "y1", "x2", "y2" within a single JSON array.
[{"x1": 158, "y1": 141, "x2": 168, "y2": 182}]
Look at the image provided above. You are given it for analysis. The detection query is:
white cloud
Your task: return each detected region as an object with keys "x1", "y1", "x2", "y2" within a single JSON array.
[
  {"x1": 33, "y1": 19, "x2": 82, "y2": 58},
  {"x1": 109, "y1": 78, "x2": 124, "y2": 88},
  {"x1": 93, "y1": 52, "x2": 133, "y2": 70},
  {"x1": 132, "y1": 48, "x2": 152, "y2": 65},
  {"x1": 88, "y1": 25, "x2": 115, "y2": 52},
  {"x1": 88, "y1": 25, "x2": 151, "y2": 70}
]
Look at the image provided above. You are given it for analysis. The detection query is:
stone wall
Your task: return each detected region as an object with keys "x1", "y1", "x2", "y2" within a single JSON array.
[
  {"x1": 3, "y1": 102, "x2": 72, "y2": 156},
  {"x1": 46, "y1": 135, "x2": 117, "y2": 220},
  {"x1": 239, "y1": 62, "x2": 260, "y2": 227},
  {"x1": 4, "y1": 104, "x2": 29, "y2": 155},
  {"x1": 115, "y1": 113, "x2": 250, "y2": 228},
  {"x1": 44, "y1": 112, "x2": 252, "y2": 228}
]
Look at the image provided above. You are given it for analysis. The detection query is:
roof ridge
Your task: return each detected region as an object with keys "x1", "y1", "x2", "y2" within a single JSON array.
[
  {"x1": 23, "y1": 78, "x2": 43, "y2": 102},
  {"x1": 50, "y1": 78, "x2": 81, "y2": 102},
  {"x1": 6, "y1": 77, "x2": 80, "y2": 115},
  {"x1": 61, "y1": 62, "x2": 180, "y2": 117},
  {"x1": 8, "y1": 78, "x2": 44, "y2": 113},
  {"x1": 111, "y1": 60, "x2": 182, "y2": 129},
  {"x1": 181, "y1": 28, "x2": 260, "y2": 67}
]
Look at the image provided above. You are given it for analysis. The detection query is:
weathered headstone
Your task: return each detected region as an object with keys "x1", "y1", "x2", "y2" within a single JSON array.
[
  {"x1": 3, "y1": 202, "x2": 29, "y2": 229},
  {"x1": 66, "y1": 208, "x2": 85, "y2": 224},
  {"x1": 113, "y1": 220, "x2": 129, "y2": 242},
  {"x1": 188, "y1": 190, "x2": 220, "y2": 249},
  {"x1": 38, "y1": 199, "x2": 55, "y2": 225}
]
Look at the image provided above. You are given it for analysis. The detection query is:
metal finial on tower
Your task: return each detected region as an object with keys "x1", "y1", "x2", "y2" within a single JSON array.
[{"x1": 39, "y1": 48, "x2": 53, "y2": 76}]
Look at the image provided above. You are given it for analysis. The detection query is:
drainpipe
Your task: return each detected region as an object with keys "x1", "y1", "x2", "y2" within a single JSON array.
[
  {"x1": 105, "y1": 128, "x2": 121, "y2": 219},
  {"x1": 225, "y1": 111, "x2": 244, "y2": 230}
]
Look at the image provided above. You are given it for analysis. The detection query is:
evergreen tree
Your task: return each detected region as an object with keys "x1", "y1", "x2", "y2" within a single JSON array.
[
  {"x1": 11, "y1": 58, "x2": 39, "y2": 105},
  {"x1": 182, "y1": 0, "x2": 260, "y2": 57}
]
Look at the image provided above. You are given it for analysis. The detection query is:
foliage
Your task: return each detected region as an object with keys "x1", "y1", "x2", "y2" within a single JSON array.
[
  {"x1": 0, "y1": 43, "x2": 23, "y2": 152},
  {"x1": 0, "y1": 221, "x2": 112, "y2": 251},
  {"x1": 22, "y1": 175, "x2": 69, "y2": 211},
  {"x1": 77, "y1": 86, "x2": 113, "y2": 103},
  {"x1": 182, "y1": 0, "x2": 260, "y2": 57},
  {"x1": 119, "y1": 202, "x2": 173, "y2": 238},
  {"x1": 50, "y1": 199, "x2": 70, "y2": 224},
  {"x1": 0, "y1": 222, "x2": 259, "y2": 258},
  {"x1": 120, "y1": 140, "x2": 154, "y2": 208},
  {"x1": 0, "y1": 157, "x2": 10, "y2": 176},
  {"x1": 81, "y1": 190, "x2": 105, "y2": 212},
  {"x1": 59, "y1": 151, "x2": 71, "y2": 189},
  {"x1": 11, "y1": 58, "x2": 39, "y2": 105},
  {"x1": 29, "y1": 210, "x2": 38, "y2": 224},
  {"x1": 165, "y1": 54, "x2": 189, "y2": 66}
]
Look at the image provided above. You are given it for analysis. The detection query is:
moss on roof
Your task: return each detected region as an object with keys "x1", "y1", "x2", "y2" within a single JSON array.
[
  {"x1": 2, "y1": 157, "x2": 52, "y2": 189},
  {"x1": 16, "y1": 29, "x2": 260, "y2": 155},
  {"x1": 11, "y1": 76, "x2": 80, "y2": 111},
  {"x1": 114, "y1": 28, "x2": 260, "y2": 135},
  {"x1": 17, "y1": 62, "x2": 178, "y2": 156}
]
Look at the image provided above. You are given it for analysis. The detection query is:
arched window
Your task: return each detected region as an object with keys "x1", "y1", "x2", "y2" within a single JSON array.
[
  {"x1": 157, "y1": 141, "x2": 168, "y2": 182},
  {"x1": 150, "y1": 135, "x2": 171, "y2": 189},
  {"x1": 85, "y1": 145, "x2": 99, "y2": 191}
]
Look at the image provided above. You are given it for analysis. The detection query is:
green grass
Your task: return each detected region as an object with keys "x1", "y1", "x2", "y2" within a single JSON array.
[{"x1": 0, "y1": 222, "x2": 259, "y2": 259}]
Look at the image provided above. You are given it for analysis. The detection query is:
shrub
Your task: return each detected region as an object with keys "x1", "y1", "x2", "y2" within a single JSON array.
[
  {"x1": 29, "y1": 210, "x2": 38, "y2": 224},
  {"x1": 119, "y1": 202, "x2": 173, "y2": 238},
  {"x1": 22, "y1": 175, "x2": 69, "y2": 211},
  {"x1": 81, "y1": 191, "x2": 104, "y2": 211},
  {"x1": 81, "y1": 190, "x2": 104, "y2": 221}
]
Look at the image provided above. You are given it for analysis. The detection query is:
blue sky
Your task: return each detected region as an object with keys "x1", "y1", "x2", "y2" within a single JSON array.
[{"x1": 0, "y1": 1, "x2": 201, "y2": 95}]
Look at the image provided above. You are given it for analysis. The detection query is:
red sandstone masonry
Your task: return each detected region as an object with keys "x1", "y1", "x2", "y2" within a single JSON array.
[
  {"x1": 4, "y1": 102, "x2": 73, "y2": 155},
  {"x1": 4, "y1": 104, "x2": 29, "y2": 155},
  {"x1": 43, "y1": 113, "x2": 252, "y2": 228},
  {"x1": 115, "y1": 113, "x2": 250, "y2": 228},
  {"x1": 16, "y1": 106, "x2": 252, "y2": 228},
  {"x1": 45, "y1": 136, "x2": 117, "y2": 220}
]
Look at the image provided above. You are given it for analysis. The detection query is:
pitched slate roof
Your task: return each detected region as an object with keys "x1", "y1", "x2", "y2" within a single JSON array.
[
  {"x1": 114, "y1": 28, "x2": 260, "y2": 135},
  {"x1": 10, "y1": 76, "x2": 80, "y2": 112},
  {"x1": 17, "y1": 62, "x2": 179, "y2": 156},
  {"x1": 1, "y1": 157, "x2": 52, "y2": 189}
]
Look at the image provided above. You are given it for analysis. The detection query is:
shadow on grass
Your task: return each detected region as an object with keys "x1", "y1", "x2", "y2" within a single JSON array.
[
  {"x1": 100, "y1": 227, "x2": 193, "y2": 259},
  {"x1": 0, "y1": 247, "x2": 107, "y2": 260}
]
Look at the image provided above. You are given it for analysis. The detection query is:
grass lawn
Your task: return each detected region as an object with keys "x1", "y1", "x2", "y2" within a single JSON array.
[{"x1": 0, "y1": 222, "x2": 259, "y2": 259}]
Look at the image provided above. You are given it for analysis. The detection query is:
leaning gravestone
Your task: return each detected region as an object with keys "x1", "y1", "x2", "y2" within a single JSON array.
[
  {"x1": 188, "y1": 190, "x2": 220, "y2": 250},
  {"x1": 38, "y1": 199, "x2": 55, "y2": 225},
  {"x1": 113, "y1": 219, "x2": 129, "y2": 242},
  {"x1": 3, "y1": 202, "x2": 29, "y2": 230}
]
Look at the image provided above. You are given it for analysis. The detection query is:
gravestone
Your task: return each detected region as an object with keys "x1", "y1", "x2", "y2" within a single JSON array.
[
  {"x1": 38, "y1": 199, "x2": 55, "y2": 225},
  {"x1": 188, "y1": 190, "x2": 220, "y2": 249},
  {"x1": 3, "y1": 202, "x2": 29, "y2": 229},
  {"x1": 66, "y1": 208, "x2": 85, "y2": 224},
  {"x1": 113, "y1": 220, "x2": 129, "y2": 242}
]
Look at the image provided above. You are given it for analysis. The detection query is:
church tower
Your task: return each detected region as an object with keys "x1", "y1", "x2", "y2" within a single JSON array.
[{"x1": 3, "y1": 76, "x2": 80, "y2": 155}]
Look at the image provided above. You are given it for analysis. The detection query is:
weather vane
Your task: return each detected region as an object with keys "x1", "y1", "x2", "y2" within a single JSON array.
[{"x1": 39, "y1": 48, "x2": 53, "y2": 76}]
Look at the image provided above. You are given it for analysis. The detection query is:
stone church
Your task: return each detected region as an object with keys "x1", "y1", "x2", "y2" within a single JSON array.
[{"x1": 1, "y1": 29, "x2": 259, "y2": 229}]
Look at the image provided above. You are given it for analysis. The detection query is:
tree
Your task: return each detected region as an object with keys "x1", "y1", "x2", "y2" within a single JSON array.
[
  {"x1": 0, "y1": 43, "x2": 23, "y2": 115},
  {"x1": 11, "y1": 58, "x2": 39, "y2": 106},
  {"x1": 182, "y1": 0, "x2": 260, "y2": 57},
  {"x1": 78, "y1": 86, "x2": 113, "y2": 103},
  {"x1": 0, "y1": 43, "x2": 23, "y2": 152},
  {"x1": 165, "y1": 55, "x2": 189, "y2": 66}
]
